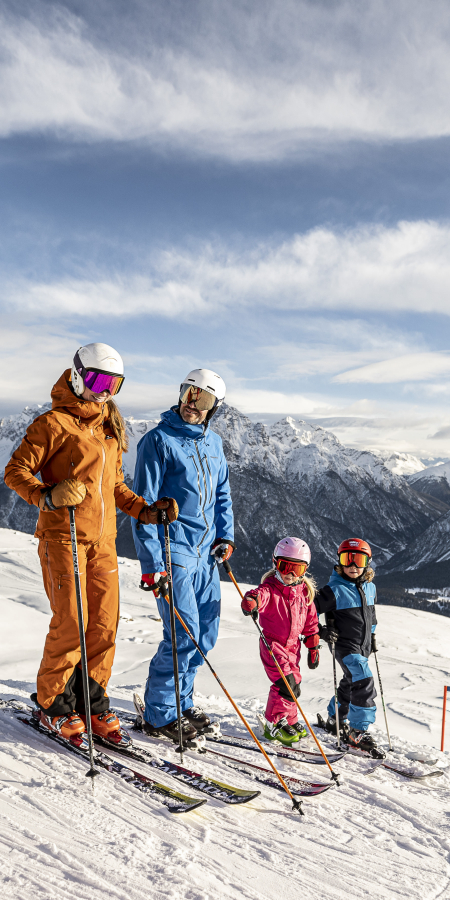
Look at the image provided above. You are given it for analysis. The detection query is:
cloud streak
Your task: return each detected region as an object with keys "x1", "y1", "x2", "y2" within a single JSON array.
[
  {"x1": 6, "y1": 220, "x2": 450, "y2": 319},
  {"x1": 334, "y1": 353, "x2": 450, "y2": 384},
  {"x1": 2, "y1": 2, "x2": 450, "y2": 160}
]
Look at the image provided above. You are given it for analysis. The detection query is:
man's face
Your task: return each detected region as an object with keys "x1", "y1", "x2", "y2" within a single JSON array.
[{"x1": 179, "y1": 400, "x2": 208, "y2": 424}]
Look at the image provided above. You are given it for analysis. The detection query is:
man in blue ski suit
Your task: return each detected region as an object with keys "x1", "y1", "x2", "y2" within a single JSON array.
[
  {"x1": 132, "y1": 368, "x2": 234, "y2": 741},
  {"x1": 315, "y1": 538, "x2": 379, "y2": 753}
]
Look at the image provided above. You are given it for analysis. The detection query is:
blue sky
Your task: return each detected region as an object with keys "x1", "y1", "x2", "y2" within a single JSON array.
[{"x1": 1, "y1": 0, "x2": 450, "y2": 457}]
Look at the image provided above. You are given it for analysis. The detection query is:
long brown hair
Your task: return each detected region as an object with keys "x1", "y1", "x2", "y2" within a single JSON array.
[{"x1": 106, "y1": 398, "x2": 128, "y2": 452}]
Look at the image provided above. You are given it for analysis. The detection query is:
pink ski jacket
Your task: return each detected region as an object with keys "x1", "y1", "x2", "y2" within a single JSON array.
[{"x1": 246, "y1": 574, "x2": 319, "y2": 677}]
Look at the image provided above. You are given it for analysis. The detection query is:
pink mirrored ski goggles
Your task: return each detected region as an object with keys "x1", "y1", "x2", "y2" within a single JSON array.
[{"x1": 74, "y1": 352, "x2": 124, "y2": 396}]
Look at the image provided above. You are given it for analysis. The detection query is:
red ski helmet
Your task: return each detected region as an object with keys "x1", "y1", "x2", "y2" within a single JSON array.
[{"x1": 337, "y1": 538, "x2": 372, "y2": 568}]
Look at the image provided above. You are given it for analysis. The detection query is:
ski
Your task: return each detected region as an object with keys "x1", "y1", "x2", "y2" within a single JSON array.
[
  {"x1": 204, "y1": 733, "x2": 346, "y2": 765},
  {"x1": 365, "y1": 760, "x2": 444, "y2": 780},
  {"x1": 0, "y1": 701, "x2": 206, "y2": 814},
  {"x1": 93, "y1": 734, "x2": 261, "y2": 805},
  {"x1": 203, "y1": 746, "x2": 333, "y2": 796}
]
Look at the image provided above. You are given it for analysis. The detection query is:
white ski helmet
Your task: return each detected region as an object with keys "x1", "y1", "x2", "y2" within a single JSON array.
[
  {"x1": 179, "y1": 368, "x2": 226, "y2": 420},
  {"x1": 71, "y1": 343, "x2": 124, "y2": 397},
  {"x1": 273, "y1": 537, "x2": 311, "y2": 565}
]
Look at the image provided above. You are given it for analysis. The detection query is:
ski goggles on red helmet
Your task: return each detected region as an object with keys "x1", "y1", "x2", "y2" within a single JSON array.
[
  {"x1": 179, "y1": 383, "x2": 217, "y2": 411},
  {"x1": 275, "y1": 557, "x2": 309, "y2": 577},
  {"x1": 74, "y1": 351, "x2": 124, "y2": 397},
  {"x1": 339, "y1": 551, "x2": 370, "y2": 568}
]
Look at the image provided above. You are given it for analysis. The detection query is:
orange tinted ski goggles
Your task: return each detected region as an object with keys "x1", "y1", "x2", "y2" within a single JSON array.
[
  {"x1": 179, "y1": 384, "x2": 217, "y2": 411},
  {"x1": 339, "y1": 551, "x2": 370, "y2": 568},
  {"x1": 275, "y1": 557, "x2": 309, "y2": 577}
]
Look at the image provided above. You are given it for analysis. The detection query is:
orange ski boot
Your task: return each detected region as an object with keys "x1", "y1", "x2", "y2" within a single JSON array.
[
  {"x1": 84, "y1": 710, "x2": 132, "y2": 748},
  {"x1": 39, "y1": 710, "x2": 88, "y2": 748}
]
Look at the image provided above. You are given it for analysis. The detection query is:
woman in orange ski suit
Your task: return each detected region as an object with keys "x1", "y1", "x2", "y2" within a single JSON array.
[{"x1": 4, "y1": 347, "x2": 175, "y2": 739}]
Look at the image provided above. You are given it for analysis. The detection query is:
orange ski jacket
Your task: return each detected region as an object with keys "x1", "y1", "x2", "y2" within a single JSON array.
[{"x1": 4, "y1": 370, "x2": 145, "y2": 543}]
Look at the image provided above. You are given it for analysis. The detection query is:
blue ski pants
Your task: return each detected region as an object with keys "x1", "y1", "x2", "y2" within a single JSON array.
[
  {"x1": 327, "y1": 649, "x2": 377, "y2": 732},
  {"x1": 144, "y1": 553, "x2": 221, "y2": 727}
]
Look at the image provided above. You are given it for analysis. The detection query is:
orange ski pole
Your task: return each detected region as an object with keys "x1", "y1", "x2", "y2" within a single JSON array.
[
  {"x1": 223, "y1": 560, "x2": 340, "y2": 784},
  {"x1": 158, "y1": 588, "x2": 304, "y2": 814}
]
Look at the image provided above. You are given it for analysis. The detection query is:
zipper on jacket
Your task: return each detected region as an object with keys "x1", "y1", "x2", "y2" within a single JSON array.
[
  {"x1": 204, "y1": 453, "x2": 213, "y2": 502},
  {"x1": 92, "y1": 431, "x2": 106, "y2": 541},
  {"x1": 194, "y1": 440, "x2": 210, "y2": 554}
]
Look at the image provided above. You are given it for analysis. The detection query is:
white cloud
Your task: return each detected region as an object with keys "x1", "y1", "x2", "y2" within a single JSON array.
[
  {"x1": 6, "y1": 220, "x2": 450, "y2": 318},
  {"x1": 3, "y1": 2, "x2": 450, "y2": 159},
  {"x1": 334, "y1": 352, "x2": 450, "y2": 384}
]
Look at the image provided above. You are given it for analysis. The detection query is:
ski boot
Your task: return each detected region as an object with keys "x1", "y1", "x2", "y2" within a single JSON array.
[
  {"x1": 291, "y1": 721, "x2": 308, "y2": 739},
  {"x1": 317, "y1": 713, "x2": 349, "y2": 738},
  {"x1": 263, "y1": 717, "x2": 300, "y2": 746},
  {"x1": 347, "y1": 727, "x2": 385, "y2": 758},
  {"x1": 142, "y1": 716, "x2": 205, "y2": 749},
  {"x1": 37, "y1": 710, "x2": 89, "y2": 749},
  {"x1": 82, "y1": 710, "x2": 132, "y2": 749},
  {"x1": 183, "y1": 706, "x2": 221, "y2": 737}
]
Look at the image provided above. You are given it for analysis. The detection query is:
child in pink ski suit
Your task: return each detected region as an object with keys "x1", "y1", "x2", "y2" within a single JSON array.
[{"x1": 241, "y1": 537, "x2": 320, "y2": 744}]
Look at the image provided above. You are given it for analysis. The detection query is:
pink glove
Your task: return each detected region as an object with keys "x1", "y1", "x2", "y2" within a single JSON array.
[{"x1": 241, "y1": 589, "x2": 260, "y2": 619}]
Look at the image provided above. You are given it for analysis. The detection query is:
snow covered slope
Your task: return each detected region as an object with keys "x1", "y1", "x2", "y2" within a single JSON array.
[
  {"x1": 408, "y1": 460, "x2": 450, "y2": 506},
  {"x1": 0, "y1": 528, "x2": 450, "y2": 900}
]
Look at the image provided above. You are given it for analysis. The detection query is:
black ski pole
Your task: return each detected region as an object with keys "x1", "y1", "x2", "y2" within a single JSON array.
[
  {"x1": 68, "y1": 507, "x2": 98, "y2": 782},
  {"x1": 160, "y1": 510, "x2": 184, "y2": 762},
  {"x1": 328, "y1": 614, "x2": 341, "y2": 751},
  {"x1": 372, "y1": 636, "x2": 393, "y2": 751}
]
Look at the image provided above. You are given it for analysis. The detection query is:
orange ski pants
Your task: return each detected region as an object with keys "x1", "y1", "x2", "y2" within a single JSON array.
[{"x1": 37, "y1": 537, "x2": 119, "y2": 715}]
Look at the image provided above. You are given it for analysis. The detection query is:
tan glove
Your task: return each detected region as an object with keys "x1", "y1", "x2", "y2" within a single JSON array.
[
  {"x1": 138, "y1": 497, "x2": 179, "y2": 525},
  {"x1": 39, "y1": 479, "x2": 87, "y2": 510}
]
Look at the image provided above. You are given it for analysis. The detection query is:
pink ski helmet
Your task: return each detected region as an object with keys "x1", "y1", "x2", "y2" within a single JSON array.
[{"x1": 273, "y1": 537, "x2": 311, "y2": 565}]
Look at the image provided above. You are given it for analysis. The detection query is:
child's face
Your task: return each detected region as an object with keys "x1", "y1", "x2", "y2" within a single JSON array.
[
  {"x1": 279, "y1": 570, "x2": 298, "y2": 585},
  {"x1": 343, "y1": 564, "x2": 364, "y2": 580}
]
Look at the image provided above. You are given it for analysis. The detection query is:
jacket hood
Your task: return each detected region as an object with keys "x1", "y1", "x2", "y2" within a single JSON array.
[
  {"x1": 160, "y1": 407, "x2": 210, "y2": 440},
  {"x1": 51, "y1": 370, "x2": 106, "y2": 423}
]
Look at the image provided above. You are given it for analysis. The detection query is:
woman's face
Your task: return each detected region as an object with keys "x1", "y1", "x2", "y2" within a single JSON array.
[
  {"x1": 343, "y1": 563, "x2": 364, "y2": 580},
  {"x1": 82, "y1": 386, "x2": 110, "y2": 404}
]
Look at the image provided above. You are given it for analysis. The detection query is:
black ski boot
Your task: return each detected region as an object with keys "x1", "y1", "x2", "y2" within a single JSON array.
[
  {"x1": 143, "y1": 716, "x2": 198, "y2": 744},
  {"x1": 347, "y1": 728, "x2": 382, "y2": 756}
]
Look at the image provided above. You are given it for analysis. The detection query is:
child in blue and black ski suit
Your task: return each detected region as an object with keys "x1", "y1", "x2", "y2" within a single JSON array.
[{"x1": 314, "y1": 540, "x2": 379, "y2": 753}]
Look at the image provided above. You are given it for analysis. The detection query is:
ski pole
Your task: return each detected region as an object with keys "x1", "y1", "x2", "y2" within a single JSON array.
[
  {"x1": 160, "y1": 510, "x2": 185, "y2": 763},
  {"x1": 328, "y1": 614, "x2": 341, "y2": 751},
  {"x1": 68, "y1": 507, "x2": 99, "y2": 783},
  {"x1": 372, "y1": 636, "x2": 393, "y2": 751},
  {"x1": 158, "y1": 587, "x2": 304, "y2": 815},
  {"x1": 223, "y1": 560, "x2": 340, "y2": 784}
]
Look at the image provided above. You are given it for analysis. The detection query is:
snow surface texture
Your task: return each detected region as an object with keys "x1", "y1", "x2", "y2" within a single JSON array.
[{"x1": 0, "y1": 528, "x2": 450, "y2": 899}]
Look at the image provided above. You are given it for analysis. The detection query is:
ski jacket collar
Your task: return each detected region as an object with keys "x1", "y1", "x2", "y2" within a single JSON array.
[
  {"x1": 51, "y1": 370, "x2": 106, "y2": 425},
  {"x1": 159, "y1": 407, "x2": 210, "y2": 441}
]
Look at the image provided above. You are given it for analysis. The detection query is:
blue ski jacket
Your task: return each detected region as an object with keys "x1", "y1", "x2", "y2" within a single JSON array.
[
  {"x1": 132, "y1": 408, "x2": 234, "y2": 572},
  {"x1": 314, "y1": 568, "x2": 377, "y2": 658}
]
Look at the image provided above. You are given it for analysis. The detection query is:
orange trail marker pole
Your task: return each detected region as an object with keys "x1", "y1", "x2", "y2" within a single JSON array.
[{"x1": 441, "y1": 686, "x2": 448, "y2": 753}]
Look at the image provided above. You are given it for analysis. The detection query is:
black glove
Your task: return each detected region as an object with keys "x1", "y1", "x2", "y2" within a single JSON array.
[
  {"x1": 318, "y1": 622, "x2": 339, "y2": 644},
  {"x1": 275, "y1": 673, "x2": 301, "y2": 700},
  {"x1": 371, "y1": 633, "x2": 377, "y2": 653},
  {"x1": 307, "y1": 646, "x2": 320, "y2": 669}
]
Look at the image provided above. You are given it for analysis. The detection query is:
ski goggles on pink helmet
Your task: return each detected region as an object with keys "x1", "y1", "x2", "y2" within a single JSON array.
[
  {"x1": 179, "y1": 383, "x2": 217, "y2": 411},
  {"x1": 74, "y1": 351, "x2": 124, "y2": 397},
  {"x1": 275, "y1": 557, "x2": 309, "y2": 577}
]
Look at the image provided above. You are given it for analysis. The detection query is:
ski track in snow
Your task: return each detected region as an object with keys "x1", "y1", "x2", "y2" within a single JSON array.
[{"x1": 0, "y1": 529, "x2": 449, "y2": 899}]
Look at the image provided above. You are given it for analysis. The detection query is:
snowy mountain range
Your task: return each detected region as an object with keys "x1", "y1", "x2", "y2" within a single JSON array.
[{"x1": 1, "y1": 402, "x2": 450, "y2": 605}]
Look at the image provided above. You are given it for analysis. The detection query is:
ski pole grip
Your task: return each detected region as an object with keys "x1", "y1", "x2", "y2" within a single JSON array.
[{"x1": 222, "y1": 559, "x2": 232, "y2": 574}]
